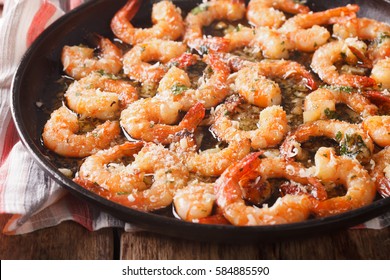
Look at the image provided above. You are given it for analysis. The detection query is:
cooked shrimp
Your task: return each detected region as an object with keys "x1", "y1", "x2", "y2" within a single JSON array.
[
  {"x1": 78, "y1": 142, "x2": 144, "y2": 193},
  {"x1": 223, "y1": 26, "x2": 256, "y2": 51},
  {"x1": 173, "y1": 181, "x2": 215, "y2": 221},
  {"x1": 333, "y1": 18, "x2": 390, "y2": 61},
  {"x1": 61, "y1": 37, "x2": 122, "y2": 80},
  {"x1": 246, "y1": 0, "x2": 309, "y2": 28},
  {"x1": 184, "y1": 0, "x2": 246, "y2": 51},
  {"x1": 251, "y1": 27, "x2": 291, "y2": 59},
  {"x1": 157, "y1": 54, "x2": 230, "y2": 110},
  {"x1": 333, "y1": 18, "x2": 390, "y2": 88},
  {"x1": 303, "y1": 88, "x2": 378, "y2": 123},
  {"x1": 371, "y1": 57, "x2": 390, "y2": 89},
  {"x1": 118, "y1": 143, "x2": 189, "y2": 211},
  {"x1": 120, "y1": 99, "x2": 205, "y2": 144},
  {"x1": 217, "y1": 54, "x2": 317, "y2": 90},
  {"x1": 171, "y1": 133, "x2": 251, "y2": 176},
  {"x1": 234, "y1": 64, "x2": 281, "y2": 107},
  {"x1": 279, "y1": 5, "x2": 359, "y2": 52},
  {"x1": 362, "y1": 115, "x2": 390, "y2": 147},
  {"x1": 281, "y1": 120, "x2": 374, "y2": 163},
  {"x1": 111, "y1": 0, "x2": 185, "y2": 45},
  {"x1": 122, "y1": 39, "x2": 187, "y2": 83},
  {"x1": 311, "y1": 147, "x2": 376, "y2": 217},
  {"x1": 42, "y1": 106, "x2": 120, "y2": 158},
  {"x1": 211, "y1": 96, "x2": 289, "y2": 150},
  {"x1": 214, "y1": 152, "x2": 315, "y2": 225},
  {"x1": 311, "y1": 39, "x2": 376, "y2": 88},
  {"x1": 65, "y1": 72, "x2": 138, "y2": 120},
  {"x1": 370, "y1": 147, "x2": 390, "y2": 198}
]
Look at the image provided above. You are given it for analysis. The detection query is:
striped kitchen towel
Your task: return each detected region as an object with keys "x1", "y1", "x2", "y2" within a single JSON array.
[
  {"x1": 0, "y1": 0, "x2": 140, "y2": 234},
  {"x1": 0, "y1": 0, "x2": 389, "y2": 235}
]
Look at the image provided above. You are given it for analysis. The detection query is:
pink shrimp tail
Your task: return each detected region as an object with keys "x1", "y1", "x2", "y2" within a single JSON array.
[
  {"x1": 377, "y1": 177, "x2": 390, "y2": 198},
  {"x1": 180, "y1": 103, "x2": 206, "y2": 132}
]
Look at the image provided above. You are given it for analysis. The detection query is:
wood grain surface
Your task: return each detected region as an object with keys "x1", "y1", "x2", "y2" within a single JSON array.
[
  {"x1": 0, "y1": 214, "x2": 114, "y2": 260},
  {"x1": 119, "y1": 228, "x2": 390, "y2": 260},
  {"x1": 1, "y1": 214, "x2": 389, "y2": 260}
]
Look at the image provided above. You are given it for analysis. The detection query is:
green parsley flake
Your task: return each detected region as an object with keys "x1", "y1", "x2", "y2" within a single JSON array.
[
  {"x1": 171, "y1": 84, "x2": 189, "y2": 95},
  {"x1": 191, "y1": 4, "x2": 208, "y2": 15}
]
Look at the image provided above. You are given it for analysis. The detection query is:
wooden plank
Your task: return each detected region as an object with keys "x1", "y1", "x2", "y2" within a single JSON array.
[
  {"x1": 120, "y1": 228, "x2": 390, "y2": 259},
  {"x1": 0, "y1": 214, "x2": 115, "y2": 260}
]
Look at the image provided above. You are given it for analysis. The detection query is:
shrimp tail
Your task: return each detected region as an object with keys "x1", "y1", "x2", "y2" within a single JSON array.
[
  {"x1": 179, "y1": 102, "x2": 206, "y2": 132},
  {"x1": 215, "y1": 152, "x2": 263, "y2": 205},
  {"x1": 111, "y1": 0, "x2": 142, "y2": 41},
  {"x1": 377, "y1": 176, "x2": 390, "y2": 198},
  {"x1": 168, "y1": 53, "x2": 200, "y2": 69},
  {"x1": 363, "y1": 90, "x2": 390, "y2": 105}
]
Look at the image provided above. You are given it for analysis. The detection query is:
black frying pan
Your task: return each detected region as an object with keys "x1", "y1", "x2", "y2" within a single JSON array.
[{"x1": 11, "y1": 0, "x2": 390, "y2": 243}]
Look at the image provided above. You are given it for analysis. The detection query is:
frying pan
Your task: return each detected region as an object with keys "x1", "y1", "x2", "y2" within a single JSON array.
[{"x1": 11, "y1": 0, "x2": 390, "y2": 243}]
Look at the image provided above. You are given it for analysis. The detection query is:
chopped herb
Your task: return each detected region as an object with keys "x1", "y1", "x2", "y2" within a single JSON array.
[
  {"x1": 313, "y1": 42, "x2": 318, "y2": 48},
  {"x1": 171, "y1": 83, "x2": 189, "y2": 95},
  {"x1": 139, "y1": 46, "x2": 146, "y2": 52},
  {"x1": 340, "y1": 52, "x2": 347, "y2": 59},
  {"x1": 235, "y1": 24, "x2": 244, "y2": 32},
  {"x1": 378, "y1": 32, "x2": 390, "y2": 44},
  {"x1": 336, "y1": 131, "x2": 342, "y2": 142},
  {"x1": 97, "y1": 69, "x2": 105, "y2": 75},
  {"x1": 224, "y1": 110, "x2": 230, "y2": 116},
  {"x1": 339, "y1": 133, "x2": 368, "y2": 157},
  {"x1": 149, "y1": 122, "x2": 155, "y2": 128},
  {"x1": 191, "y1": 4, "x2": 208, "y2": 15},
  {"x1": 75, "y1": 92, "x2": 81, "y2": 97},
  {"x1": 324, "y1": 108, "x2": 339, "y2": 119},
  {"x1": 92, "y1": 132, "x2": 99, "y2": 138},
  {"x1": 116, "y1": 192, "x2": 130, "y2": 195},
  {"x1": 350, "y1": 175, "x2": 357, "y2": 180},
  {"x1": 320, "y1": 84, "x2": 353, "y2": 93},
  {"x1": 323, "y1": 153, "x2": 328, "y2": 158}
]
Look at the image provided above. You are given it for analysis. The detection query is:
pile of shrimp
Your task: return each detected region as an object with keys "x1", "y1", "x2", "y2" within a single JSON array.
[{"x1": 42, "y1": 0, "x2": 390, "y2": 226}]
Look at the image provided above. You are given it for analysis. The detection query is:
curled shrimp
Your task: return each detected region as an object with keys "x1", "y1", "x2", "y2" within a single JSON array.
[
  {"x1": 333, "y1": 18, "x2": 390, "y2": 88},
  {"x1": 184, "y1": 0, "x2": 246, "y2": 52},
  {"x1": 370, "y1": 147, "x2": 390, "y2": 198},
  {"x1": 246, "y1": 0, "x2": 309, "y2": 28},
  {"x1": 303, "y1": 88, "x2": 378, "y2": 123},
  {"x1": 78, "y1": 142, "x2": 144, "y2": 193},
  {"x1": 211, "y1": 95, "x2": 289, "y2": 150},
  {"x1": 311, "y1": 147, "x2": 376, "y2": 217},
  {"x1": 171, "y1": 133, "x2": 251, "y2": 177},
  {"x1": 120, "y1": 99, "x2": 205, "y2": 144},
  {"x1": 123, "y1": 143, "x2": 189, "y2": 211},
  {"x1": 157, "y1": 54, "x2": 231, "y2": 111},
  {"x1": 281, "y1": 120, "x2": 374, "y2": 163},
  {"x1": 65, "y1": 72, "x2": 138, "y2": 120},
  {"x1": 61, "y1": 37, "x2": 122, "y2": 80},
  {"x1": 216, "y1": 53, "x2": 317, "y2": 90},
  {"x1": 81, "y1": 143, "x2": 190, "y2": 212},
  {"x1": 234, "y1": 64, "x2": 281, "y2": 107},
  {"x1": 42, "y1": 106, "x2": 120, "y2": 158},
  {"x1": 214, "y1": 152, "x2": 317, "y2": 226},
  {"x1": 362, "y1": 115, "x2": 390, "y2": 147},
  {"x1": 173, "y1": 181, "x2": 215, "y2": 222},
  {"x1": 111, "y1": 0, "x2": 185, "y2": 45},
  {"x1": 279, "y1": 5, "x2": 359, "y2": 52},
  {"x1": 333, "y1": 17, "x2": 390, "y2": 61},
  {"x1": 122, "y1": 39, "x2": 187, "y2": 83},
  {"x1": 311, "y1": 39, "x2": 376, "y2": 88}
]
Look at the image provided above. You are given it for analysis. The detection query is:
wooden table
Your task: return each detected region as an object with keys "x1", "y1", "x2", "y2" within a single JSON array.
[{"x1": 1, "y1": 213, "x2": 389, "y2": 259}]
